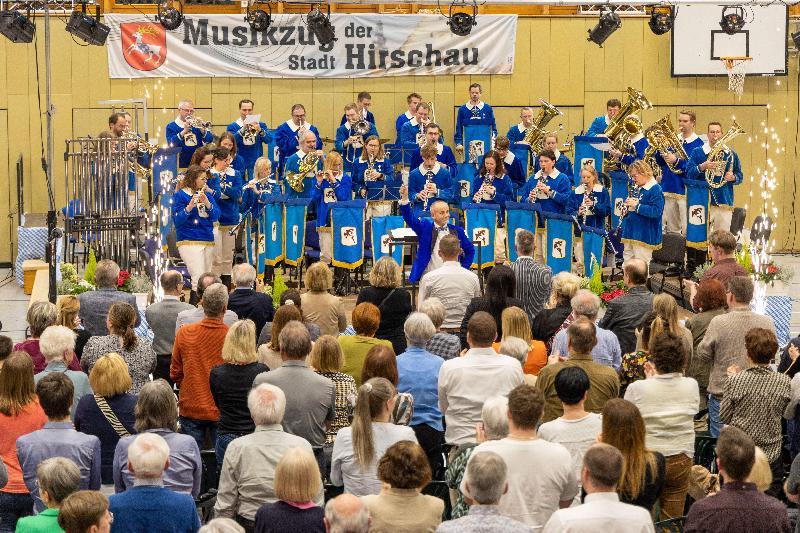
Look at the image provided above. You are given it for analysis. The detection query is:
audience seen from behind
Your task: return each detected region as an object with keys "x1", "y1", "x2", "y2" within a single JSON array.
[
  {"x1": 338, "y1": 302, "x2": 393, "y2": 385},
  {"x1": 510, "y1": 228, "x2": 553, "y2": 327},
  {"x1": 227, "y1": 263, "x2": 275, "y2": 341},
  {"x1": 258, "y1": 304, "x2": 303, "y2": 370},
  {"x1": 14, "y1": 457, "x2": 81, "y2": 533},
  {"x1": 302, "y1": 262, "x2": 348, "y2": 337},
  {"x1": 15, "y1": 301, "x2": 81, "y2": 373},
  {"x1": 57, "y1": 295, "x2": 92, "y2": 362},
  {"x1": 78, "y1": 259, "x2": 141, "y2": 336},
  {"x1": 175, "y1": 272, "x2": 239, "y2": 330},
  {"x1": 57, "y1": 490, "x2": 112, "y2": 533},
  {"x1": 34, "y1": 325, "x2": 93, "y2": 418},
  {"x1": 653, "y1": 293, "x2": 694, "y2": 360},
  {"x1": 324, "y1": 494, "x2": 370, "y2": 533},
  {"x1": 494, "y1": 306, "x2": 547, "y2": 376},
  {"x1": 145, "y1": 270, "x2": 194, "y2": 384},
  {"x1": 0, "y1": 335, "x2": 12, "y2": 369},
  {"x1": 309, "y1": 335, "x2": 357, "y2": 455},
  {"x1": 550, "y1": 289, "x2": 622, "y2": 370},
  {"x1": 459, "y1": 265, "x2": 523, "y2": 350},
  {"x1": 356, "y1": 257, "x2": 413, "y2": 355},
  {"x1": 598, "y1": 258, "x2": 654, "y2": 356},
  {"x1": 419, "y1": 298, "x2": 461, "y2": 361},
  {"x1": 685, "y1": 278, "x2": 727, "y2": 408},
  {"x1": 531, "y1": 271, "x2": 581, "y2": 352},
  {"x1": 360, "y1": 344, "x2": 413, "y2": 425},
  {"x1": 500, "y1": 337, "x2": 538, "y2": 386},
  {"x1": 198, "y1": 518, "x2": 246, "y2": 533},
  {"x1": 619, "y1": 310, "x2": 659, "y2": 393},
  {"x1": 257, "y1": 289, "x2": 322, "y2": 346}
]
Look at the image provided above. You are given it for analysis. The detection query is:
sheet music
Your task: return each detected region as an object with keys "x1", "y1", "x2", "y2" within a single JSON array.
[
  {"x1": 390, "y1": 228, "x2": 417, "y2": 239},
  {"x1": 244, "y1": 114, "x2": 261, "y2": 125},
  {"x1": 588, "y1": 141, "x2": 612, "y2": 151}
]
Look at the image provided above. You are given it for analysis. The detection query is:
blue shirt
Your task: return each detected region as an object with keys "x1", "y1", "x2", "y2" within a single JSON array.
[
  {"x1": 109, "y1": 484, "x2": 200, "y2": 533},
  {"x1": 550, "y1": 324, "x2": 622, "y2": 370},
  {"x1": 172, "y1": 188, "x2": 220, "y2": 244},
  {"x1": 396, "y1": 347, "x2": 444, "y2": 431},
  {"x1": 454, "y1": 102, "x2": 497, "y2": 147},
  {"x1": 208, "y1": 168, "x2": 244, "y2": 226},
  {"x1": 165, "y1": 119, "x2": 214, "y2": 169},
  {"x1": 687, "y1": 143, "x2": 743, "y2": 207},
  {"x1": 34, "y1": 362, "x2": 93, "y2": 420}
]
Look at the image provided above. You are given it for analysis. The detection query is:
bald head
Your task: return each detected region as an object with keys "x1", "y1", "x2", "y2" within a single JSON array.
[
  {"x1": 623, "y1": 258, "x2": 648, "y2": 286},
  {"x1": 324, "y1": 494, "x2": 369, "y2": 533}
]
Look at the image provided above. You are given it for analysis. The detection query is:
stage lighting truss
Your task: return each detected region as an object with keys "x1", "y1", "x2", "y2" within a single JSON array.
[
  {"x1": 158, "y1": 0, "x2": 183, "y2": 31},
  {"x1": 306, "y1": 3, "x2": 335, "y2": 46},
  {"x1": 719, "y1": 5, "x2": 745, "y2": 35},
  {"x1": 587, "y1": 6, "x2": 621, "y2": 47},
  {"x1": 648, "y1": 6, "x2": 674, "y2": 36},
  {"x1": 66, "y1": 1, "x2": 109, "y2": 45},
  {"x1": 441, "y1": 0, "x2": 478, "y2": 37},
  {"x1": 246, "y1": 0, "x2": 271, "y2": 32}
]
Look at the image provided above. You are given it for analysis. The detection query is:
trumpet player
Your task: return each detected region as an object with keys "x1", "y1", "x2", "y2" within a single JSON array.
[
  {"x1": 532, "y1": 134, "x2": 574, "y2": 179},
  {"x1": 620, "y1": 160, "x2": 664, "y2": 263},
  {"x1": 312, "y1": 152, "x2": 353, "y2": 265},
  {"x1": 454, "y1": 83, "x2": 497, "y2": 155},
  {"x1": 569, "y1": 165, "x2": 611, "y2": 267},
  {"x1": 208, "y1": 147, "x2": 243, "y2": 287},
  {"x1": 335, "y1": 103, "x2": 379, "y2": 174},
  {"x1": 656, "y1": 110, "x2": 703, "y2": 235},
  {"x1": 218, "y1": 132, "x2": 246, "y2": 177},
  {"x1": 687, "y1": 121, "x2": 742, "y2": 234},
  {"x1": 400, "y1": 102, "x2": 432, "y2": 147},
  {"x1": 352, "y1": 136, "x2": 398, "y2": 218},
  {"x1": 339, "y1": 91, "x2": 376, "y2": 126},
  {"x1": 285, "y1": 130, "x2": 324, "y2": 202},
  {"x1": 471, "y1": 150, "x2": 514, "y2": 263},
  {"x1": 408, "y1": 123, "x2": 458, "y2": 179},
  {"x1": 586, "y1": 98, "x2": 622, "y2": 137},
  {"x1": 395, "y1": 92, "x2": 422, "y2": 144},
  {"x1": 166, "y1": 99, "x2": 214, "y2": 169},
  {"x1": 494, "y1": 136, "x2": 527, "y2": 192},
  {"x1": 408, "y1": 143, "x2": 454, "y2": 213},
  {"x1": 225, "y1": 99, "x2": 273, "y2": 181},
  {"x1": 274, "y1": 104, "x2": 323, "y2": 176},
  {"x1": 240, "y1": 156, "x2": 277, "y2": 220},
  {"x1": 506, "y1": 106, "x2": 535, "y2": 145}
]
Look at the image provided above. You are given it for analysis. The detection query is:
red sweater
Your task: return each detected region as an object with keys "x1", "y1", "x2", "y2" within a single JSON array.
[{"x1": 171, "y1": 318, "x2": 228, "y2": 421}]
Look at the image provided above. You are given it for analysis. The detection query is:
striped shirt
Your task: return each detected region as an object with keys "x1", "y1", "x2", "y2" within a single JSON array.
[{"x1": 511, "y1": 256, "x2": 553, "y2": 324}]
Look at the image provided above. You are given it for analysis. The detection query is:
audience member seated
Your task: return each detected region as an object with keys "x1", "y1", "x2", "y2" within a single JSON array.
[
  {"x1": 500, "y1": 337, "x2": 538, "y2": 386},
  {"x1": 697, "y1": 275, "x2": 776, "y2": 438},
  {"x1": 176, "y1": 272, "x2": 239, "y2": 330},
  {"x1": 539, "y1": 367, "x2": 603, "y2": 498},
  {"x1": 459, "y1": 265, "x2": 523, "y2": 350},
  {"x1": 227, "y1": 264, "x2": 275, "y2": 339},
  {"x1": 440, "y1": 312, "x2": 524, "y2": 447},
  {"x1": 78, "y1": 259, "x2": 140, "y2": 336},
  {"x1": 258, "y1": 304, "x2": 303, "y2": 370},
  {"x1": 15, "y1": 302, "x2": 80, "y2": 373},
  {"x1": 420, "y1": 298, "x2": 461, "y2": 361},
  {"x1": 537, "y1": 318, "x2": 619, "y2": 423},
  {"x1": 438, "y1": 450, "x2": 529, "y2": 533},
  {"x1": 339, "y1": 303, "x2": 393, "y2": 385},
  {"x1": 81, "y1": 302, "x2": 156, "y2": 394},
  {"x1": 362, "y1": 441, "x2": 443, "y2": 532},
  {"x1": 17, "y1": 373, "x2": 101, "y2": 512},
  {"x1": 324, "y1": 494, "x2": 370, "y2": 533},
  {"x1": 145, "y1": 270, "x2": 194, "y2": 385},
  {"x1": 356, "y1": 257, "x2": 413, "y2": 354},
  {"x1": 542, "y1": 444, "x2": 655, "y2": 533},
  {"x1": 397, "y1": 313, "x2": 445, "y2": 475},
  {"x1": 199, "y1": 518, "x2": 246, "y2": 533},
  {"x1": 463, "y1": 385, "x2": 577, "y2": 528},
  {"x1": 550, "y1": 290, "x2": 621, "y2": 370},
  {"x1": 0, "y1": 335, "x2": 11, "y2": 369},
  {"x1": 689, "y1": 230, "x2": 748, "y2": 292},
  {"x1": 254, "y1": 448, "x2": 324, "y2": 533},
  {"x1": 495, "y1": 306, "x2": 547, "y2": 375},
  {"x1": 417, "y1": 234, "x2": 481, "y2": 333},
  {"x1": 361, "y1": 345, "x2": 414, "y2": 425},
  {"x1": 14, "y1": 457, "x2": 81, "y2": 533},
  {"x1": 599, "y1": 399, "x2": 665, "y2": 513},
  {"x1": 619, "y1": 311, "x2": 658, "y2": 393},
  {"x1": 0, "y1": 353, "x2": 47, "y2": 530},
  {"x1": 171, "y1": 283, "x2": 230, "y2": 449},
  {"x1": 302, "y1": 263, "x2": 347, "y2": 337},
  {"x1": 215, "y1": 384, "x2": 322, "y2": 528},
  {"x1": 75, "y1": 353, "x2": 137, "y2": 485},
  {"x1": 598, "y1": 258, "x2": 653, "y2": 356},
  {"x1": 532, "y1": 272, "x2": 581, "y2": 352},
  {"x1": 625, "y1": 332, "x2": 699, "y2": 519},
  {"x1": 57, "y1": 491, "x2": 112, "y2": 533},
  {"x1": 257, "y1": 289, "x2": 321, "y2": 346},
  {"x1": 510, "y1": 229, "x2": 553, "y2": 327},
  {"x1": 446, "y1": 396, "x2": 509, "y2": 519},
  {"x1": 57, "y1": 295, "x2": 93, "y2": 362},
  {"x1": 685, "y1": 279, "x2": 727, "y2": 409},
  {"x1": 34, "y1": 326, "x2": 92, "y2": 418},
  {"x1": 331, "y1": 378, "x2": 418, "y2": 496},
  {"x1": 210, "y1": 320, "x2": 269, "y2": 466},
  {"x1": 113, "y1": 380, "x2": 201, "y2": 497},
  {"x1": 684, "y1": 427, "x2": 790, "y2": 533},
  {"x1": 108, "y1": 433, "x2": 201, "y2": 533}
]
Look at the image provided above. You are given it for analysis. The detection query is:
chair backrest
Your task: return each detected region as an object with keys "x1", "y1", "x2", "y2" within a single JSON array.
[
  {"x1": 166, "y1": 230, "x2": 181, "y2": 259},
  {"x1": 305, "y1": 220, "x2": 320, "y2": 250},
  {"x1": 749, "y1": 214, "x2": 773, "y2": 245},
  {"x1": 730, "y1": 207, "x2": 747, "y2": 237},
  {"x1": 652, "y1": 233, "x2": 686, "y2": 264}
]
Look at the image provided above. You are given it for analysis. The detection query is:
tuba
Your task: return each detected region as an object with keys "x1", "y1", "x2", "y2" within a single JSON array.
[
  {"x1": 643, "y1": 115, "x2": 688, "y2": 180},
  {"x1": 522, "y1": 99, "x2": 563, "y2": 154},
  {"x1": 704, "y1": 120, "x2": 745, "y2": 189},
  {"x1": 604, "y1": 87, "x2": 652, "y2": 171},
  {"x1": 285, "y1": 152, "x2": 319, "y2": 193}
]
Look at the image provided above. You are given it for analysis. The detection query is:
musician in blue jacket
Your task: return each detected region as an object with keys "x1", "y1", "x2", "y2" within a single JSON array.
[
  {"x1": 686, "y1": 121, "x2": 743, "y2": 233},
  {"x1": 165, "y1": 99, "x2": 214, "y2": 169},
  {"x1": 225, "y1": 99, "x2": 273, "y2": 181},
  {"x1": 570, "y1": 165, "x2": 611, "y2": 268},
  {"x1": 621, "y1": 160, "x2": 665, "y2": 263},
  {"x1": 312, "y1": 152, "x2": 353, "y2": 265},
  {"x1": 399, "y1": 184, "x2": 475, "y2": 283},
  {"x1": 533, "y1": 134, "x2": 574, "y2": 179},
  {"x1": 408, "y1": 123, "x2": 458, "y2": 179},
  {"x1": 400, "y1": 103, "x2": 432, "y2": 147},
  {"x1": 471, "y1": 151, "x2": 515, "y2": 263},
  {"x1": 395, "y1": 92, "x2": 422, "y2": 144},
  {"x1": 506, "y1": 106, "x2": 535, "y2": 145},
  {"x1": 454, "y1": 83, "x2": 497, "y2": 154},
  {"x1": 207, "y1": 147, "x2": 243, "y2": 287},
  {"x1": 336, "y1": 103, "x2": 379, "y2": 174},
  {"x1": 339, "y1": 91, "x2": 375, "y2": 126},
  {"x1": 218, "y1": 132, "x2": 246, "y2": 177},
  {"x1": 408, "y1": 144, "x2": 455, "y2": 214},
  {"x1": 274, "y1": 104, "x2": 324, "y2": 175},
  {"x1": 284, "y1": 131, "x2": 325, "y2": 208},
  {"x1": 586, "y1": 98, "x2": 621, "y2": 136},
  {"x1": 495, "y1": 136, "x2": 527, "y2": 192},
  {"x1": 352, "y1": 136, "x2": 398, "y2": 218},
  {"x1": 240, "y1": 157, "x2": 278, "y2": 220}
]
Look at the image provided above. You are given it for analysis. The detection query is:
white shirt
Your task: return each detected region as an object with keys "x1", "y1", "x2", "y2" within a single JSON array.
[
  {"x1": 538, "y1": 413, "x2": 603, "y2": 501},
  {"x1": 542, "y1": 492, "x2": 655, "y2": 533},
  {"x1": 418, "y1": 261, "x2": 481, "y2": 329},
  {"x1": 463, "y1": 438, "x2": 578, "y2": 530},
  {"x1": 427, "y1": 226, "x2": 450, "y2": 273},
  {"x1": 438, "y1": 348, "x2": 524, "y2": 445}
]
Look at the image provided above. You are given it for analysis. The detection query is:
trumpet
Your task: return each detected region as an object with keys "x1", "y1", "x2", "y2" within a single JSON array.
[
  {"x1": 185, "y1": 115, "x2": 211, "y2": 129},
  {"x1": 242, "y1": 122, "x2": 260, "y2": 144}
]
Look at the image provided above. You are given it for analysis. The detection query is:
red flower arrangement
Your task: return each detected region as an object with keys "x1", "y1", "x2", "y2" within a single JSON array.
[
  {"x1": 117, "y1": 270, "x2": 131, "y2": 288},
  {"x1": 600, "y1": 288, "x2": 627, "y2": 303}
]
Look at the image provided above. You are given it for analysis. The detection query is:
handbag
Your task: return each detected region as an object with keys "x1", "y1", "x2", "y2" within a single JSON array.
[{"x1": 94, "y1": 394, "x2": 132, "y2": 438}]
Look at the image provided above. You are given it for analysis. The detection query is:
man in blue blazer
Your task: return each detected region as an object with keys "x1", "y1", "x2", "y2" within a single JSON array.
[{"x1": 399, "y1": 184, "x2": 475, "y2": 283}]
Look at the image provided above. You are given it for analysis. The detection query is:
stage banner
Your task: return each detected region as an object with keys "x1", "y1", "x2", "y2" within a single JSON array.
[
  {"x1": 331, "y1": 200, "x2": 367, "y2": 269},
  {"x1": 105, "y1": 14, "x2": 517, "y2": 79},
  {"x1": 156, "y1": 147, "x2": 181, "y2": 249},
  {"x1": 244, "y1": 214, "x2": 258, "y2": 270},
  {"x1": 609, "y1": 170, "x2": 630, "y2": 230},
  {"x1": 262, "y1": 195, "x2": 286, "y2": 267},
  {"x1": 463, "y1": 125, "x2": 492, "y2": 165},
  {"x1": 505, "y1": 202, "x2": 538, "y2": 263},
  {"x1": 580, "y1": 225, "x2": 606, "y2": 278},
  {"x1": 463, "y1": 203, "x2": 499, "y2": 269},
  {"x1": 685, "y1": 179, "x2": 710, "y2": 250},
  {"x1": 572, "y1": 135, "x2": 605, "y2": 187},
  {"x1": 455, "y1": 163, "x2": 476, "y2": 201},
  {"x1": 544, "y1": 211, "x2": 575, "y2": 275},
  {"x1": 284, "y1": 198, "x2": 310, "y2": 266},
  {"x1": 511, "y1": 143, "x2": 531, "y2": 180},
  {"x1": 371, "y1": 215, "x2": 405, "y2": 266}
]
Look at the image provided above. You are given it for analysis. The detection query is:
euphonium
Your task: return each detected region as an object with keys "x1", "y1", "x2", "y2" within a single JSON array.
[
  {"x1": 643, "y1": 115, "x2": 688, "y2": 180},
  {"x1": 285, "y1": 153, "x2": 319, "y2": 193},
  {"x1": 604, "y1": 87, "x2": 652, "y2": 170},
  {"x1": 704, "y1": 120, "x2": 745, "y2": 189},
  {"x1": 522, "y1": 99, "x2": 563, "y2": 154}
]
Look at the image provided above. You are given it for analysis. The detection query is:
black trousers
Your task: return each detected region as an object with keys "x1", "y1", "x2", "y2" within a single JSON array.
[
  {"x1": 412, "y1": 423, "x2": 446, "y2": 480},
  {"x1": 153, "y1": 353, "x2": 174, "y2": 387}
]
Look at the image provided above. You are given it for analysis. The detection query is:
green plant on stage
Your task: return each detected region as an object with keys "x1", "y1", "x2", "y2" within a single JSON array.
[{"x1": 84, "y1": 249, "x2": 97, "y2": 284}]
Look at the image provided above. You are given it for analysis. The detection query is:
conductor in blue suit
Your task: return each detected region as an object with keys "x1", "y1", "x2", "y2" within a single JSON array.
[{"x1": 399, "y1": 184, "x2": 475, "y2": 283}]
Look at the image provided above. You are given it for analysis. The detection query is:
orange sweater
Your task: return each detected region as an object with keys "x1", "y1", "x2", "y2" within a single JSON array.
[
  {"x1": 492, "y1": 340, "x2": 548, "y2": 376},
  {"x1": 0, "y1": 400, "x2": 48, "y2": 493},
  {"x1": 171, "y1": 318, "x2": 228, "y2": 421}
]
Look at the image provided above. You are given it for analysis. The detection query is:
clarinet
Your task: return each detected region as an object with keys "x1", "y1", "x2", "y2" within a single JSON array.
[
  {"x1": 422, "y1": 170, "x2": 435, "y2": 211},
  {"x1": 614, "y1": 184, "x2": 641, "y2": 235},
  {"x1": 475, "y1": 174, "x2": 493, "y2": 204},
  {"x1": 580, "y1": 188, "x2": 592, "y2": 225}
]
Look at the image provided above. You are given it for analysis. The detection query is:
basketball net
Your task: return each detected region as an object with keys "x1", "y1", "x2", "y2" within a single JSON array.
[{"x1": 722, "y1": 57, "x2": 751, "y2": 98}]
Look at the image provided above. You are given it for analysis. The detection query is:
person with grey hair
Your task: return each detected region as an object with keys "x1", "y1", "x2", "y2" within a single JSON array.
[
  {"x1": 511, "y1": 228, "x2": 553, "y2": 325},
  {"x1": 15, "y1": 301, "x2": 81, "y2": 373},
  {"x1": 216, "y1": 384, "x2": 322, "y2": 528},
  {"x1": 499, "y1": 337, "x2": 537, "y2": 386},
  {"x1": 78, "y1": 259, "x2": 140, "y2": 336},
  {"x1": 34, "y1": 326, "x2": 92, "y2": 419},
  {"x1": 176, "y1": 272, "x2": 239, "y2": 330},
  {"x1": 227, "y1": 263, "x2": 275, "y2": 339},
  {"x1": 598, "y1": 258, "x2": 653, "y2": 356},
  {"x1": 254, "y1": 322, "x2": 335, "y2": 475},
  {"x1": 421, "y1": 298, "x2": 461, "y2": 361},
  {"x1": 550, "y1": 289, "x2": 622, "y2": 370},
  {"x1": 397, "y1": 312, "x2": 445, "y2": 475},
  {"x1": 14, "y1": 457, "x2": 81, "y2": 532},
  {"x1": 146, "y1": 270, "x2": 194, "y2": 385},
  {"x1": 108, "y1": 433, "x2": 201, "y2": 532},
  {"x1": 324, "y1": 494, "x2": 370, "y2": 533},
  {"x1": 199, "y1": 518, "x2": 245, "y2": 533}
]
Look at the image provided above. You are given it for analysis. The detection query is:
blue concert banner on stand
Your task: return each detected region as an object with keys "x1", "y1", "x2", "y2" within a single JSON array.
[
  {"x1": 463, "y1": 202, "x2": 499, "y2": 269},
  {"x1": 464, "y1": 124, "x2": 492, "y2": 166},
  {"x1": 685, "y1": 179, "x2": 710, "y2": 250},
  {"x1": 505, "y1": 202, "x2": 538, "y2": 263},
  {"x1": 284, "y1": 198, "x2": 310, "y2": 267},
  {"x1": 331, "y1": 200, "x2": 367, "y2": 269},
  {"x1": 245, "y1": 217, "x2": 258, "y2": 271},
  {"x1": 511, "y1": 143, "x2": 531, "y2": 174},
  {"x1": 267, "y1": 130, "x2": 279, "y2": 174},
  {"x1": 155, "y1": 147, "x2": 181, "y2": 249},
  {"x1": 544, "y1": 211, "x2": 575, "y2": 275},
  {"x1": 572, "y1": 135, "x2": 605, "y2": 187},
  {"x1": 455, "y1": 163, "x2": 477, "y2": 201},
  {"x1": 580, "y1": 225, "x2": 607, "y2": 278},
  {"x1": 262, "y1": 195, "x2": 286, "y2": 267},
  {"x1": 609, "y1": 170, "x2": 630, "y2": 230},
  {"x1": 371, "y1": 215, "x2": 405, "y2": 266}
]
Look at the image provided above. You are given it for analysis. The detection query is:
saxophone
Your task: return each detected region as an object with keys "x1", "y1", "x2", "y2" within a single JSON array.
[
  {"x1": 285, "y1": 153, "x2": 319, "y2": 193},
  {"x1": 704, "y1": 120, "x2": 745, "y2": 190}
]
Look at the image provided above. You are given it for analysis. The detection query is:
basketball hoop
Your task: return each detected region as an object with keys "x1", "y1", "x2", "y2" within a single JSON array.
[{"x1": 720, "y1": 56, "x2": 752, "y2": 98}]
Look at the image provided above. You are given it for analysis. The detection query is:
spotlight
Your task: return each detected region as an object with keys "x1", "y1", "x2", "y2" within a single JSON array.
[
  {"x1": 792, "y1": 29, "x2": 800, "y2": 50},
  {"x1": 158, "y1": 0, "x2": 184, "y2": 32},
  {"x1": 648, "y1": 7, "x2": 674, "y2": 36},
  {"x1": 587, "y1": 7, "x2": 621, "y2": 47},
  {"x1": 446, "y1": 0, "x2": 477, "y2": 37},
  {"x1": 0, "y1": 9, "x2": 35, "y2": 43},
  {"x1": 719, "y1": 6, "x2": 745, "y2": 35},
  {"x1": 66, "y1": 4, "x2": 109, "y2": 46},
  {"x1": 246, "y1": 1, "x2": 272, "y2": 32},
  {"x1": 306, "y1": 4, "x2": 335, "y2": 47}
]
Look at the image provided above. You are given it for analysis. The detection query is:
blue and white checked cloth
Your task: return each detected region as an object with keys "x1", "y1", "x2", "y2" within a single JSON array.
[{"x1": 16, "y1": 227, "x2": 61, "y2": 286}]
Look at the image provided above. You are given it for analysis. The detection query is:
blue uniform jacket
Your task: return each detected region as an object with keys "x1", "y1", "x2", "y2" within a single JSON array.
[
  {"x1": 273, "y1": 120, "x2": 323, "y2": 173},
  {"x1": 454, "y1": 102, "x2": 497, "y2": 147},
  {"x1": 568, "y1": 184, "x2": 611, "y2": 229},
  {"x1": 408, "y1": 163, "x2": 454, "y2": 212},
  {"x1": 172, "y1": 188, "x2": 220, "y2": 244},
  {"x1": 503, "y1": 153, "x2": 529, "y2": 191},
  {"x1": 586, "y1": 115, "x2": 609, "y2": 137},
  {"x1": 311, "y1": 174, "x2": 353, "y2": 228},
  {"x1": 165, "y1": 119, "x2": 214, "y2": 169},
  {"x1": 351, "y1": 156, "x2": 398, "y2": 197},
  {"x1": 687, "y1": 144, "x2": 743, "y2": 207},
  {"x1": 620, "y1": 135, "x2": 649, "y2": 167},
  {"x1": 518, "y1": 170, "x2": 573, "y2": 227},
  {"x1": 208, "y1": 168, "x2": 243, "y2": 226},
  {"x1": 654, "y1": 134, "x2": 703, "y2": 197},
  {"x1": 470, "y1": 173, "x2": 515, "y2": 223},
  {"x1": 621, "y1": 179, "x2": 665, "y2": 248},
  {"x1": 240, "y1": 180, "x2": 280, "y2": 219},
  {"x1": 283, "y1": 150, "x2": 324, "y2": 201},
  {"x1": 506, "y1": 123, "x2": 527, "y2": 145},
  {"x1": 231, "y1": 155, "x2": 246, "y2": 176},
  {"x1": 409, "y1": 144, "x2": 458, "y2": 180},
  {"x1": 395, "y1": 111, "x2": 415, "y2": 144},
  {"x1": 335, "y1": 122, "x2": 379, "y2": 171},
  {"x1": 401, "y1": 119, "x2": 426, "y2": 146},
  {"x1": 225, "y1": 119, "x2": 273, "y2": 166}
]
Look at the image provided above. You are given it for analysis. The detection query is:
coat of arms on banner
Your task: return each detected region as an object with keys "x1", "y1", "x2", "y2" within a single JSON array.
[
  {"x1": 473, "y1": 227, "x2": 489, "y2": 247},
  {"x1": 271, "y1": 221, "x2": 277, "y2": 241},
  {"x1": 689, "y1": 205, "x2": 705, "y2": 225},
  {"x1": 341, "y1": 227, "x2": 358, "y2": 246},
  {"x1": 380, "y1": 234, "x2": 391, "y2": 254},
  {"x1": 121, "y1": 24, "x2": 167, "y2": 71},
  {"x1": 614, "y1": 198, "x2": 624, "y2": 217},
  {"x1": 552, "y1": 238, "x2": 566, "y2": 259},
  {"x1": 258, "y1": 234, "x2": 265, "y2": 254},
  {"x1": 292, "y1": 225, "x2": 298, "y2": 244},
  {"x1": 459, "y1": 181, "x2": 471, "y2": 198},
  {"x1": 324, "y1": 189, "x2": 337, "y2": 203}
]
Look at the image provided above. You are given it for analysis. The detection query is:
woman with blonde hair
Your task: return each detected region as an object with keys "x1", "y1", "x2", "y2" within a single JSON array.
[
  {"x1": 310, "y1": 335, "x2": 357, "y2": 450},
  {"x1": 241, "y1": 157, "x2": 276, "y2": 222},
  {"x1": 570, "y1": 164, "x2": 611, "y2": 267},
  {"x1": 74, "y1": 352, "x2": 137, "y2": 484},
  {"x1": 357, "y1": 256, "x2": 413, "y2": 354},
  {"x1": 258, "y1": 305, "x2": 303, "y2": 369},
  {"x1": 56, "y1": 295, "x2": 91, "y2": 361},
  {"x1": 494, "y1": 306, "x2": 547, "y2": 375},
  {"x1": 312, "y1": 151, "x2": 353, "y2": 266},
  {"x1": 532, "y1": 271, "x2": 581, "y2": 351},
  {"x1": 620, "y1": 159, "x2": 664, "y2": 263},
  {"x1": 253, "y1": 448, "x2": 324, "y2": 532},
  {"x1": 652, "y1": 293, "x2": 693, "y2": 360},
  {"x1": 210, "y1": 320, "x2": 268, "y2": 465},
  {"x1": 302, "y1": 262, "x2": 347, "y2": 337},
  {"x1": 331, "y1": 377, "x2": 417, "y2": 496}
]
